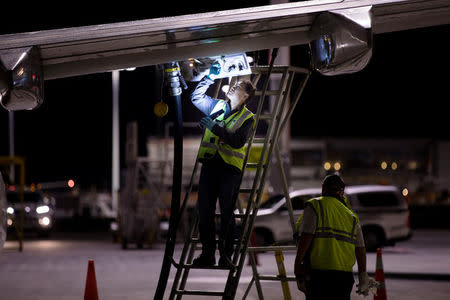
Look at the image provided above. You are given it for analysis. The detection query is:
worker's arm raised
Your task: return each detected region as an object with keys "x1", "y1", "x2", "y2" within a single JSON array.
[{"x1": 191, "y1": 76, "x2": 221, "y2": 116}]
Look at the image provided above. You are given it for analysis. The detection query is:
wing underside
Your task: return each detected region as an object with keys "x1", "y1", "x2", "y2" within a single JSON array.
[{"x1": 0, "y1": 0, "x2": 449, "y2": 79}]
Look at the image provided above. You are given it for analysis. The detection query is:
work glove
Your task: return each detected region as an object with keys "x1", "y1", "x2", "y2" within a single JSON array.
[
  {"x1": 356, "y1": 272, "x2": 380, "y2": 296},
  {"x1": 199, "y1": 117, "x2": 216, "y2": 130},
  {"x1": 208, "y1": 61, "x2": 221, "y2": 80}
]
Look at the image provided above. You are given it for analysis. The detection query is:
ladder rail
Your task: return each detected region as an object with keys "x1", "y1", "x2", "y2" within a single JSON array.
[
  {"x1": 236, "y1": 67, "x2": 289, "y2": 252},
  {"x1": 268, "y1": 69, "x2": 298, "y2": 234},
  {"x1": 173, "y1": 220, "x2": 200, "y2": 300},
  {"x1": 273, "y1": 71, "x2": 311, "y2": 234},
  {"x1": 169, "y1": 217, "x2": 198, "y2": 299},
  {"x1": 219, "y1": 67, "x2": 277, "y2": 254},
  {"x1": 227, "y1": 67, "x2": 291, "y2": 299},
  {"x1": 237, "y1": 67, "x2": 288, "y2": 240},
  {"x1": 243, "y1": 70, "x2": 311, "y2": 300}
]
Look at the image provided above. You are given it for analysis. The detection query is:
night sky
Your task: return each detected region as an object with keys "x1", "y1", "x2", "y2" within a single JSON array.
[{"x1": 0, "y1": 2, "x2": 449, "y2": 188}]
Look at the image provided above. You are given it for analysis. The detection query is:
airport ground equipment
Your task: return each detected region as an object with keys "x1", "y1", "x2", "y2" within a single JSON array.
[
  {"x1": 165, "y1": 52, "x2": 311, "y2": 298},
  {"x1": 119, "y1": 122, "x2": 163, "y2": 249}
]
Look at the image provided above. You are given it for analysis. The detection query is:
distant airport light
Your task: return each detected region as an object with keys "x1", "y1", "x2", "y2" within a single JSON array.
[
  {"x1": 323, "y1": 162, "x2": 331, "y2": 171},
  {"x1": 25, "y1": 206, "x2": 31, "y2": 213},
  {"x1": 7, "y1": 207, "x2": 14, "y2": 214},
  {"x1": 7, "y1": 219, "x2": 12, "y2": 226},
  {"x1": 408, "y1": 161, "x2": 418, "y2": 170},
  {"x1": 67, "y1": 179, "x2": 75, "y2": 188},
  {"x1": 381, "y1": 161, "x2": 387, "y2": 170},
  {"x1": 9, "y1": 185, "x2": 15, "y2": 191},
  {"x1": 333, "y1": 162, "x2": 341, "y2": 171},
  {"x1": 391, "y1": 162, "x2": 398, "y2": 170},
  {"x1": 402, "y1": 188, "x2": 409, "y2": 196},
  {"x1": 39, "y1": 217, "x2": 50, "y2": 226}
]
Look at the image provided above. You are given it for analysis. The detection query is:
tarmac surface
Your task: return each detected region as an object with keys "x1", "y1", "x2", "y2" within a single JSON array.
[{"x1": 1, "y1": 229, "x2": 450, "y2": 299}]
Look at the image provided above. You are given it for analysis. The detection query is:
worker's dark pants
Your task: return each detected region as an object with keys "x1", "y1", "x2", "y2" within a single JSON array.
[
  {"x1": 305, "y1": 270, "x2": 354, "y2": 300},
  {"x1": 197, "y1": 162, "x2": 241, "y2": 258}
]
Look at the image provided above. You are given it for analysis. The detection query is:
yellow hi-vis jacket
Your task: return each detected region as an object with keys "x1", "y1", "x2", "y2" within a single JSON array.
[
  {"x1": 295, "y1": 196, "x2": 353, "y2": 232},
  {"x1": 198, "y1": 100, "x2": 254, "y2": 172},
  {"x1": 306, "y1": 196, "x2": 359, "y2": 272}
]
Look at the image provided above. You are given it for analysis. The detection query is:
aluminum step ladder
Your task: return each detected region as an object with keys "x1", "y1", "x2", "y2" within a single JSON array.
[{"x1": 168, "y1": 59, "x2": 310, "y2": 299}]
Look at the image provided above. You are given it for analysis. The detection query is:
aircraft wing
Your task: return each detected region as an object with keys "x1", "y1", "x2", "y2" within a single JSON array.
[{"x1": 0, "y1": 0, "x2": 449, "y2": 80}]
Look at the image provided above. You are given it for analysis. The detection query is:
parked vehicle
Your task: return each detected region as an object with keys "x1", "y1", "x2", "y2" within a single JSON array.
[
  {"x1": 251, "y1": 185, "x2": 411, "y2": 251},
  {"x1": 6, "y1": 189, "x2": 56, "y2": 237}
]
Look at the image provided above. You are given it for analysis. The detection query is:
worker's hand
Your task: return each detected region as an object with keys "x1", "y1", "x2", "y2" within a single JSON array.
[
  {"x1": 208, "y1": 61, "x2": 221, "y2": 80},
  {"x1": 296, "y1": 277, "x2": 307, "y2": 293},
  {"x1": 199, "y1": 117, "x2": 216, "y2": 130},
  {"x1": 356, "y1": 272, "x2": 380, "y2": 296},
  {"x1": 294, "y1": 263, "x2": 309, "y2": 293}
]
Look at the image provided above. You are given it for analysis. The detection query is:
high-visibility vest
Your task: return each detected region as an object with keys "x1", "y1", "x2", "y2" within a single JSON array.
[
  {"x1": 295, "y1": 196, "x2": 353, "y2": 232},
  {"x1": 306, "y1": 196, "x2": 359, "y2": 272},
  {"x1": 198, "y1": 100, "x2": 254, "y2": 171}
]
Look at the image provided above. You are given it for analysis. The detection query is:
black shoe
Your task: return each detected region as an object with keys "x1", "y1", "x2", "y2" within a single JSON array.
[
  {"x1": 218, "y1": 255, "x2": 233, "y2": 268},
  {"x1": 192, "y1": 254, "x2": 215, "y2": 267}
]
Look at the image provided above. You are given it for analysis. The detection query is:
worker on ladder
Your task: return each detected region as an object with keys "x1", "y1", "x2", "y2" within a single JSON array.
[
  {"x1": 294, "y1": 174, "x2": 376, "y2": 299},
  {"x1": 190, "y1": 62, "x2": 256, "y2": 268}
]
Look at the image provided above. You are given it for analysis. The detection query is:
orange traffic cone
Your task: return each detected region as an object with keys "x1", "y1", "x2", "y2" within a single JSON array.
[
  {"x1": 374, "y1": 248, "x2": 387, "y2": 300},
  {"x1": 84, "y1": 260, "x2": 99, "y2": 300}
]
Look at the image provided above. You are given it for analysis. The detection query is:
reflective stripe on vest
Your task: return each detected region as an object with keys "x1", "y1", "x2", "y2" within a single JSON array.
[
  {"x1": 200, "y1": 142, "x2": 245, "y2": 159},
  {"x1": 308, "y1": 196, "x2": 359, "y2": 272},
  {"x1": 198, "y1": 101, "x2": 254, "y2": 171}
]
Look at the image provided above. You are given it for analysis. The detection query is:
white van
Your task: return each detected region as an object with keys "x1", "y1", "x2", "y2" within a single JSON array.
[{"x1": 252, "y1": 185, "x2": 412, "y2": 251}]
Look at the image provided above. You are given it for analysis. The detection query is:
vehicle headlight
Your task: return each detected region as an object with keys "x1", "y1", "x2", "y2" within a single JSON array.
[
  {"x1": 7, "y1": 207, "x2": 14, "y2": 214},
  {"x1": 39, "y1": 217, "x2": 50, "y2": 226},
  {"x1": 36, "y1": 205, "x2": 49, "y2": 214}
]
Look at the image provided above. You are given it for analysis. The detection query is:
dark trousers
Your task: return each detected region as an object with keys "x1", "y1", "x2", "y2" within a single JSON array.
[
  {"x1": 306, "y1": 270, "x2": 355, "y2": 300},
  {"x1": 197, "y1": 162, "x2": 241, "y2": 258}
]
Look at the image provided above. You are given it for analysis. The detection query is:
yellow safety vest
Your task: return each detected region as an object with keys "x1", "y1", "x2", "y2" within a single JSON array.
[
  {"x1": 305, "y1": 196, "x2": 359, "y2": 272},
  {"x1": 198, "y1": 101, "x2": 254, "y2": 171},
  {"x1": 295, "y1": 196, "x2": 353, "y2": 232}
]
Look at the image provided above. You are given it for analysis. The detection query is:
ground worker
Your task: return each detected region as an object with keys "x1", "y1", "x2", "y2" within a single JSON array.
[
  {"x1": 190, "y1": 62, "x2": 256, "y2": 267},
  {"x1": 294, "y1": 174, "x2": 375, "y2": 299}
]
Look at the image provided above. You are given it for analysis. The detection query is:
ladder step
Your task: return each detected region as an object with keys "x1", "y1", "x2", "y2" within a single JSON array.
[
  {"x1": 215, "y1": 213, "x2": 248, "y2": 218},
  {"x1": 245, "y1": 163, "x2": 266, "y2": 169},
  {"x1": 174, "y1": 289, "x2": 225, "y2": 296},
  {"x1": 183, "y1": 264, "x2": 234, "y2": 270},
  {"x1": 190, "y1": 237, "x2": 241, "y2": 244},
  {"x1": 252, "y1": 138, "x2": 267, "y2": 144},
  {"x1": 259, "y1": 114, "x2": 273, "y2": 120}
]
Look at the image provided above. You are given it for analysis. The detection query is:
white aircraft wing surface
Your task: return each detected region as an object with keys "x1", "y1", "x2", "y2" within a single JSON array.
[{"x1": 0, "y1": 0, "x2": 449, "y2": 79}]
